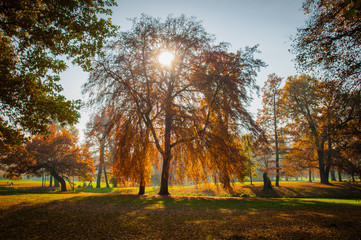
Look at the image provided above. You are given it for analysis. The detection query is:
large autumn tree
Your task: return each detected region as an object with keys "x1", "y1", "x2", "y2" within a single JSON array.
[
  {"x1": 293, "y1": 0, "x2": 361, "y2": 89},
  {"x1": 0, "y1": 0, "x2": 117, "y2": 154},
  {"x1": 280, "y1": 75, "x2": 347, "y2": 184},
  {"x1": 0, "y1": 125, "x2": 95, "y2": 191},
  {"x1": 83, "y1": 15, "x2": 265, "y2": 195}
]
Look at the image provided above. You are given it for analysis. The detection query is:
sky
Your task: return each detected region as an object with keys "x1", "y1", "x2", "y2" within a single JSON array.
[{"x1": 59, "y1": 0, "x2": 307, "y2": 142}]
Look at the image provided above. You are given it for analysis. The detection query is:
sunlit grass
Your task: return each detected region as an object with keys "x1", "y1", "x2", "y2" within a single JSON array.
[
  {"x1": 2, "y1": 179, "x2": 361, "y2": 199},
  {"x1": 0, "y1": 191, "x2": 360, "y2": 212},
  {"x1": 1, "y1": 181, "x2": 360, "y2": 239},
  {"x1": 1, "y1": 191, "x2": 360, "y2": 240}
]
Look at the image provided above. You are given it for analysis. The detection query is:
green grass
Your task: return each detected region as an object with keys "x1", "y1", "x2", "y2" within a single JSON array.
[
  {"x1": 1, "y1": 182, "x2": 361, "y2": 240},
  {"x1": 2, "y1": 179, "x2": 361, "y2": 199},
  {"x1": 1, "y1": 188, "x2": 360, "y2": 211}
]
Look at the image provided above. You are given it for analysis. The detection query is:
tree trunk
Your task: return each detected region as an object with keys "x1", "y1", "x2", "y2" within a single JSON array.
[
  {"x1": 262, "y1": 172, "x2": 272, "y2": 191},
  {"x1": 338, "y1": 169, "x2": 342, "y2": 182},
  {"x1": 222, "y1": 174, "x2": 234, "y2": 195},
  {"x1": 317, "y1": 141, "x2": 330, "y2": 184},
  {"x1": 49, "y1": 175, "x2": 53, "y2": 187},
  {"x1": 42, "y1": 170, "x2": 44, "y2": 187},
  {"x1": 326, "y1": 118, "x2": 333, "y2": 181},
  {"x1": 330, "y1": 168, "x2": 336, "y2": 181},
  {"x1": 96, "y1": 140, "x2": 105, "y2": 188},
  {"x1": 309, "y1": 169, "x2": 312, "y2": 182},
  {"x1": 159, "y1": 153, "x2": 171, "y2": 195},
  {"x1": 112, "y1": 178, "x2": 118, "y2": 188},
  {"x1": 159, "y1": 94, "x2": 173, "y2": 196},
  {"x1": 54, "y1": 177, "x2": 60, "y2": 187},
  {"x1": 104, "y1": 166, "x2": 110, "y2": 188},
  {"x1": 274, "y1": 93, "x2": 280, "y2": 187},
  {"x1": 96, "y1": 166, "x2": 102, "y2": 188},
  {"x1": 250, "y1": 173, "x2": 253, "y2": 185},
  {"x1": 51, "y1": 170, "x2": 66, "y2": 192},
  {"x1": 138, "y1": 173, "x2": 145, "y2": 195}
]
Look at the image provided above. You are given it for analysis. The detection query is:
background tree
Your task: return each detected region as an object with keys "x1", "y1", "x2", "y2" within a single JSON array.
[
  {"x1": 281, "y1": 75, "x2": 342, "y2": 184},
  {"x1": 331, "y1": 89, "x2": 361, "y2": 181},
  {"x1": 86, "y1": 108, "x2": 113, "y2": 188},
  {"x1": 83, "y1": 15, "x2": 265, "y2": 195},
  {"x1": 112, "y1": 112, "x2": 157, "y2": 195},
  {"x1": 257, "y1": 73, "x2": 283, "y2": 186},
  {"x1": 293, "y1": 0, "x2": 361, "y2": 90},
  {"x1": 282, "y1": 135, "x2": 318, "y2": 182},
  {"x1": 0, "y1": 0, "x2": 117, "y2": 154},
  {"x1": 253, "y1": 135, "x2": 273, "y2": 190},
  {"x1": 0, "y1": 125, "x2": 95, "y2": 191},
  {"x1": 240, "y1": 135, "x2": 258, "y2": 185}
]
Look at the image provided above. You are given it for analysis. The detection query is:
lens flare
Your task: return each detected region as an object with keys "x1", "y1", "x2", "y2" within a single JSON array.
[{"x1": 158, "y1": 50, "x2": 174, "y2": 66}]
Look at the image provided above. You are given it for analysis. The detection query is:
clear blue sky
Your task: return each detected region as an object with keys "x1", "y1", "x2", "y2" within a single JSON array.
[{"x1": 60, "y1": 0, "x2": 307, "y2": 141}]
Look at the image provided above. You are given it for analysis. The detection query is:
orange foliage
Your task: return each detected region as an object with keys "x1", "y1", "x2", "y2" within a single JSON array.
[{"x1": 0, "y1": 124, "x2": 95, "y2": 190}]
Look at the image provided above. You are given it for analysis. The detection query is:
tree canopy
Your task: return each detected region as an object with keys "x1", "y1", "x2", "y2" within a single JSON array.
[
  {"x1": 0, "y1": 0, "x2": 117, "y2": 154},
  {"x1": 293, "y1": 0, "x2": 361, "y2": 90},
  {"x1": 83, "y1": 15, "x2": 265, "y2": 195}
]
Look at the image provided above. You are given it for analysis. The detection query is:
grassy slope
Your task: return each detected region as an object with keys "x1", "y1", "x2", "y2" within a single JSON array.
[{"x1": 0, "y1": 181, "x2": 361, "y2": 239}]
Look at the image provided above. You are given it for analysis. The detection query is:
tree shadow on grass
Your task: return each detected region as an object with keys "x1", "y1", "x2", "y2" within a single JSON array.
[
  {"x1": 0, "y1": 186, "x2": 59, "y2": 195},
  {"x1": 1, "y1": 194, "x2": 361, "y2": 240},
  {"x1": 240, "y1": 182, "x2": 361, "y2": 199}
]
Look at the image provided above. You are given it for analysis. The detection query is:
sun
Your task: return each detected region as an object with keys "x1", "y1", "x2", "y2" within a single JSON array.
[{"x1": 158, "y1": 50, "x2": 174, "y2": 67}]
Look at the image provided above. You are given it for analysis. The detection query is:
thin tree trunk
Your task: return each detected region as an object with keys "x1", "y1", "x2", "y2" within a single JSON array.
[
  {"x1": 309, "y1": 169, "x2": 312, "y2": 182},
  {"x1": 96, "y1": 138, "x2": 105, "y2": 188},
  {"x1": 42, "y1": 170, "x2": 44, "y2": 187},
  {"x1": 104, "y1": 166, "x2": 110, "y2": 188},
  {"x1": 96, "y1": 165, "x2": 102, "y2": 188},
  {"x1": 327, "y1": 117, "x2": 334, "y2": 181},
  {"x1": 250, "y1": 173, "x2": 253, "y2": 185},
  {"x1": 274, "y1": 93, "x2": 280, "y2": 187},
  {"x1": 49, "y1": 175, "x2": 53, "y2": 187}
]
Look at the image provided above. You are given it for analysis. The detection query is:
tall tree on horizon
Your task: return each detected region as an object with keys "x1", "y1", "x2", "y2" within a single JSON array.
[
  {"x1": 257, "y1": 73, "x2": 283, "y2": 187},
  {"x1": 86, "y1": 108, "x2": 113, "y2": 189}
]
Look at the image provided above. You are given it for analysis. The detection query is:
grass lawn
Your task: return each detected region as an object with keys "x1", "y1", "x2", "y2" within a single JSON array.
[{"x1": 0, "y1": 180, "x2": 361, "y2": 239}]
